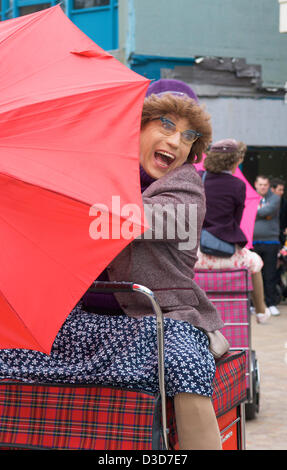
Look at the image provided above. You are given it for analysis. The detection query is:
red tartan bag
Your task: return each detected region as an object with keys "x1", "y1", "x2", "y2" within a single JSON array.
[{"x1": 0, "y1": 350, "x2": 246, "y2": 450}]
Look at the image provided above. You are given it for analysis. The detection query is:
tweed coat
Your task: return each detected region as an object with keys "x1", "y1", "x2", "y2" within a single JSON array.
[{"x1": 107, "y1": 164, "x2": 224, "y2": 332}]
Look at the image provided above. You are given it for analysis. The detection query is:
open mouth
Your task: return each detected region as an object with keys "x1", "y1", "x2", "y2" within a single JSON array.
[{"x1": 154, "y1": 151, "x2": 175, "y2": 168}]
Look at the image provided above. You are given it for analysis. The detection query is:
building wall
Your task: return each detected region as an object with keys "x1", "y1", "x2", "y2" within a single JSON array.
[
  {"x1": 201, "y1": 96, "x2": 287, "y2": 147},
  {"x1": 130, "y1": 0, "x2": 287, "y2": 88},
  {"x1": 117, "y1": 0, "x2": 287, "y2": 152}
]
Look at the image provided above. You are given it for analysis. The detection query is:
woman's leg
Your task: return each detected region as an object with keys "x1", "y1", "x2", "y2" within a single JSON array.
[
  {"x1": 174, "y1": 392, "x2": 222, "y2": 450},
  {"x1": 251, "y1": 271, "x2": 271, "y2": 323},
  {"x1": 251, "y1": 271, "x2": 266, "y2": 314}
]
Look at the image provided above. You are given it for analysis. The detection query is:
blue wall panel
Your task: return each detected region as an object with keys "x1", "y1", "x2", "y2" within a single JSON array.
[
  {"x1": 68, "y1": 0, "x2": 118, "y2": 50},
  {"x1": 0, "y1": 0, "x2": 118, "y2": 50},
  {"x1": 130, "y1": 54, "x2": 195, "y2": 81}
]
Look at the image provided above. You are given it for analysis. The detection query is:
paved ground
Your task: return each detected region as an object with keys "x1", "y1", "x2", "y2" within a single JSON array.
[{"x1": 245, "y1": 300, "x2": 287, "y2": 450}]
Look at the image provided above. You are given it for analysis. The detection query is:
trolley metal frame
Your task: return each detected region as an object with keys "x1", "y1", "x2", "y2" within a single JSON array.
[
  {"x1": 89, "y1": 280, "x2": 169, "y2": 449},
  {"x1": 194, "y1": 268, "x2": 260, "y2": 419}
]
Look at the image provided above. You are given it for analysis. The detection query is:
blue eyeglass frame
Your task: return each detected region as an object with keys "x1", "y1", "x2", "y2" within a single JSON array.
[{"x1": 151, "y1": 116, "x2": 202, "y2": 142}]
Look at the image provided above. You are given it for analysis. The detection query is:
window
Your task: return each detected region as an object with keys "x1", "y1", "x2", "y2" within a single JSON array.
[
  {"x1": 243, "y1": 147, "x2": 287, "y2": 191},
  {"x1": 19, "y1": 3, "x2": 51, "y2": 16},
  {"x1": 73, "y1": 0, "x2": 109, "y2": 10}
]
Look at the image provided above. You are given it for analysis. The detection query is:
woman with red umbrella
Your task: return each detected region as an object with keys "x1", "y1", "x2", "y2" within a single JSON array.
[{"x1": 0, "y1": 79, "x2": 224, "y2": 450}]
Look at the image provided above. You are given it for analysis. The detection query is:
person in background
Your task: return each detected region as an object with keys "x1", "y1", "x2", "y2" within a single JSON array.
[
  {"x1": 270, "y1": 178, "x2": 287, "y2": 246},
  {"x1": 270, "y1": 178, "x2": 287, "y2": 301},
  {"x1": 253, "y1": 175, "x2": 281, "y2": 316},
  {"x1": 195, "y1": 139, "x2": 270, "y2": 324}
]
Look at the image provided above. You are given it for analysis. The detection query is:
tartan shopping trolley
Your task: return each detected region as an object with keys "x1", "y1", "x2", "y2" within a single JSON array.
[
  {"x1": 0, "y1": 282, "x2": 247, "y2": 450},
  {"x1": 194, "y1": 269, "x2": 260, "y2": 420}
]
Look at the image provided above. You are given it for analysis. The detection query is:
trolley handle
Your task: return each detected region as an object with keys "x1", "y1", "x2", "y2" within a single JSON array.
[
  {"x1": 87, "y1": 280, "x2": 169, "y2": 451},
  {"x1": 88, "y1": 281, "x2": 135, "y2": 293}
]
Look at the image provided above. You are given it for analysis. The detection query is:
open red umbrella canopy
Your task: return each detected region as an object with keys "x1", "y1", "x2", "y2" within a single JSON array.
[{"x1": 0, "y1": 6, "x2": 149, "y2": 353}]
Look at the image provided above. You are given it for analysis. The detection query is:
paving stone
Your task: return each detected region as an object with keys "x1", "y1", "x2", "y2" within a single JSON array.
[{"x1": 245, "y1": 301, "x2": 287, "y2": 450}]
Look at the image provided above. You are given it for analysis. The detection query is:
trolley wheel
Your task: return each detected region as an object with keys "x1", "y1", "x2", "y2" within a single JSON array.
[{"x1": 245, "y1": 350, "x2": 260, "y2": 420}]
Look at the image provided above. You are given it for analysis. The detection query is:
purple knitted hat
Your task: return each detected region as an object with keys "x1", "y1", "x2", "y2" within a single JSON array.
[
  {"x1": 209, "y1": 139, "x2": 238, "y2": 153},
  {"x1": 146, "y1": 79, "x2": 199, "y2": 103}
]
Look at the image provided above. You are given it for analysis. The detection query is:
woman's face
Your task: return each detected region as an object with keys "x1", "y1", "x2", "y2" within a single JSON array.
[{"x1": 140, "y1": 115, "x2": 194, "y2": 179}]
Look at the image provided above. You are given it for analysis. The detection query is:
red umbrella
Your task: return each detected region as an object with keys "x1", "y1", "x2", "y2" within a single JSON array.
[{"x1": 0, "y1": 6, "x2": 149, "y2": 353}]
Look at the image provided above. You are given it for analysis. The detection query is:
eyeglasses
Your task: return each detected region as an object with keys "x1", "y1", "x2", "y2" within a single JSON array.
[{"x1": 151, "y1": 116, "x2": 202, "y2": 145}]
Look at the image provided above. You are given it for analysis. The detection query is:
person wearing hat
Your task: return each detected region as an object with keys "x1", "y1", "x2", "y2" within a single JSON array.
[
  {"x1": 106, "y1": 78, "x2": 224, "y2": 449},
  {"x1": 195, "y1": 139, "x2": 270, "y2": 324},
  {"x1": 0, "y1": 79, "x2": 224, "y2": 450}
]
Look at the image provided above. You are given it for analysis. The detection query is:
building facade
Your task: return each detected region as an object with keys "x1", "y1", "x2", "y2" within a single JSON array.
[{"x1": 118, "y1": 0, "x2": 287, "y2": 185}]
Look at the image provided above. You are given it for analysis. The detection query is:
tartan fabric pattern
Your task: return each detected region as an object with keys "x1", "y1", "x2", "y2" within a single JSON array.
[
  {"x1": 221, "y1": 325, "x2": 249, "y2": 349},
  {"x1": 194, "y1": 268, "x2": 252, "y2": 293},
  {"x1": 208, "y1": 296, "x2": 249, "y2": 324},
  {"x1": 168, "y1": 350, "x2": 246, "y2": 448},
  {"x1": 0, "y1": 351, "x2": 246, "y2": 450},
  {"x1": 0, "y1": 384, "x2": 157, "y2": 450},
  {"x1": 194, "y1": 269, "x2": 251, "y2": 390},
  {"x1": 212, "y1": 350, "x2": 246, "y2": 417}
]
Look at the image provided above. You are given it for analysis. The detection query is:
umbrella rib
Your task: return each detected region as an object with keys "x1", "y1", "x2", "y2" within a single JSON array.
[
  {"x1": 0, "y1": 6, "x2": 55, "y2": 47},
  {"x1": 0, "y1": 163, "x2": 145, "y2": 229},
  {"x1": 0, "y1": 79, "x2": 145, "y2": 112},
  {"x1": 0, "y1": 286, "x2": 50, "y2": 352},
  {"x1": 0, "y1": 86, "x2": 143, "y2": 206},
  {"x1": 0, "y1": 168, "x2": 91, "y2": 207},
  {"x1": 1, "y1": 173, "x2": 146, "y2": 260},
  {"x1": 0, "y1": 146, "x2": 137, "y2": 192}
]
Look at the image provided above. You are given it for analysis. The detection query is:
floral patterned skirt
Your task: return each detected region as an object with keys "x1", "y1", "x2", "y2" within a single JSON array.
[
  {"x1": 195, "y1": 246, "x2": 263, "y2": 274},
  {"x1": 0, "y1": 303, "x2": 216, "y2": 398}
]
